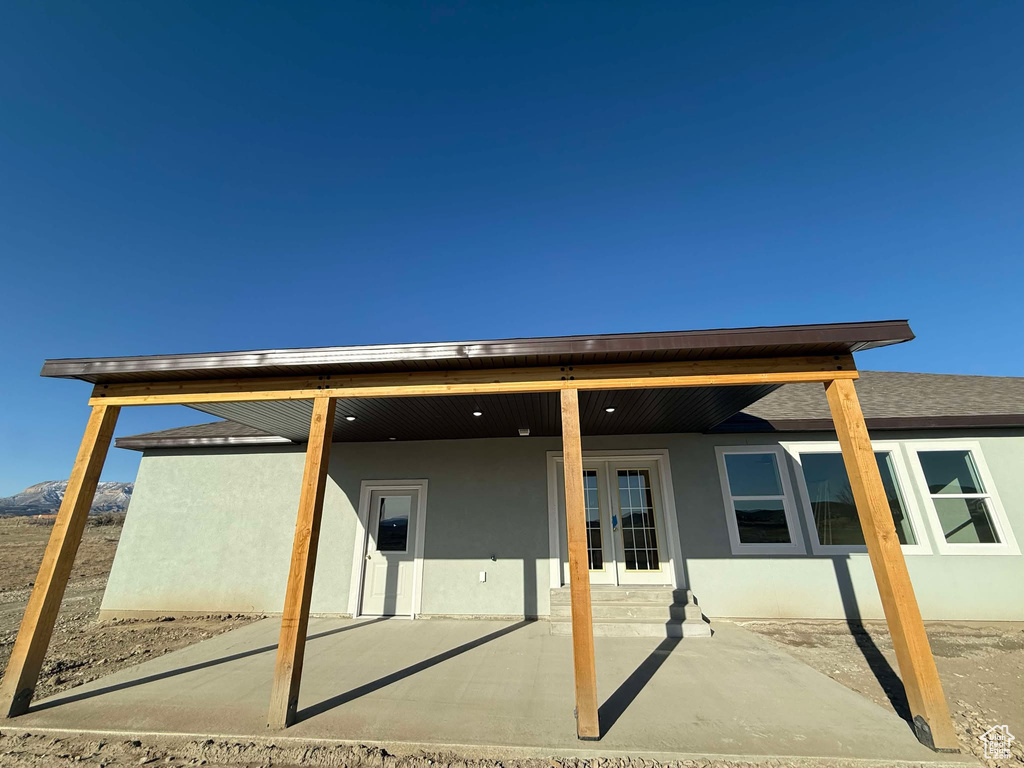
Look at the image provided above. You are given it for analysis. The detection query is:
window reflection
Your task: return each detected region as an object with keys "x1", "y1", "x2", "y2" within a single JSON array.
[
  {"x1": 376, "y1": 495, "x2": 411, "y2": 551},
  {"x1": 801, "y1": 452, "x2": 916, "y2": 546}
]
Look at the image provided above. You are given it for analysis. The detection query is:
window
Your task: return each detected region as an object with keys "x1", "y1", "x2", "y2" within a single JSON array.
[
  {"x1": 787, "y1": 442, "x2": 929, "y2": 555},
  {"x1": 617, "y1": 469, "x2": 660, "y2": 570},
  {"x1": 715, "y1": 446, "x2": 803, "y2": 555},
  {"x1": 375, "y1": 495, "x2": 411, "y2": 552},
  {"x1": 583, "y1": 470, "x2": 603, "y2": 570},
  {"x1": 908, "y1": 443, "x2": 1018, "y2": 555}
]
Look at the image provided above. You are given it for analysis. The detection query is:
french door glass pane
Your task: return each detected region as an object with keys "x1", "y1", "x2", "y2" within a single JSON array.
[
  {"x1": 934, "y1": 497, "x2": 998, "y2": 543},
  {"x1": 733, "y1": 499, "x2": 790, "y2": 543},
  {"x1": 583, "y1": 470, "x2": 603, "y2": 569},
  {"x1": 617, "y1": 469, "x2": 659, "y2": 570},
  {"x1": 800, "y1": 452, "x2": 916, "y2": 546}
]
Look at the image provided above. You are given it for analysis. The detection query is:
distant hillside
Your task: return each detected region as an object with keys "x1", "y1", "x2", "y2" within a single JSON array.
[{"x1": 0, "y1": 481, "x2": 133, "y2": 517}]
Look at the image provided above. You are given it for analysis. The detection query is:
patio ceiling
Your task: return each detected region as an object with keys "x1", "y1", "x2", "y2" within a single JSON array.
[{"x1": 188, "y1": 383, "x2": 781, "y2": 443}]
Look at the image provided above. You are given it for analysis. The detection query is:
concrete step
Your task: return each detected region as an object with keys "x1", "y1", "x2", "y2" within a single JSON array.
[
  {"x1": 549, "y1": 602, "x2": 689, "y2": 620},
  {"x1": 549, "y1": 616, "x2": 710, "y2": 638},
  {"x1": 548, "y1": 586, "x2": 712, "y2": 638},
  {"x1": 549, "y1": 587, "x2": 689, "y2": 604}
]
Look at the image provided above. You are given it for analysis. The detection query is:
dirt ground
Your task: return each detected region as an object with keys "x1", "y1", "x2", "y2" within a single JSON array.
[
  {"x1": 741, "y1": 619, "x2": 1024, "y2": 766},
  {"x1": 1, "y1": 516, "x2": 1021, "y2": 766}
]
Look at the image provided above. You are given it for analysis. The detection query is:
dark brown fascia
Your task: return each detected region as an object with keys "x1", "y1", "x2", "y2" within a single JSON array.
[{"x1": 39, "y1": 319, "x2": 914, "y2": 382}]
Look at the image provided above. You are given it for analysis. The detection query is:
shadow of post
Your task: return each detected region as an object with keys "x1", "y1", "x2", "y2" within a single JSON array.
[
  {"x1": 30, "y1": 618, "x2": 391, "y2": 713},
  {"x1": 832, "y1": 556, "x2": 912, "y2": 724},
  {"x1": 598, "y1": 635, "x2": 680, "y2": 737},
  {"x1": 297, "y1": 619, "x2": 534, "y2": 722}
]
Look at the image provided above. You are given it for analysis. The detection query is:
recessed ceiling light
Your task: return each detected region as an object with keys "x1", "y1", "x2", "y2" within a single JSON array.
[
  {"x1": 472, "y1": 411, "x2": 483, "y2": 417},
  {"x1": 345, "y1": 415, "x2": 356, "y2": 421},
  {"x1": 605, "y1": 407, "x2": 616, "y2": 413}
]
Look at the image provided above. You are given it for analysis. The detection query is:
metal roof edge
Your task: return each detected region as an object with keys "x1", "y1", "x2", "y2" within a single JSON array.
[
  {"x1": 40, "y1": 319, "x2": 914, "y2": 381},
  {"x1": 115, "y1": 434, "x2": 294, "y2": 452}
]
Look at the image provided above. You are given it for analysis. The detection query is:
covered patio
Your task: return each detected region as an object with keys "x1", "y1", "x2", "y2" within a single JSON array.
[
  {"x1": 0, "y1": 321, "x2": 961, "y2": 753},
  {"x1": 9, "y1": 617, "x2": 965, "y2": 763}
]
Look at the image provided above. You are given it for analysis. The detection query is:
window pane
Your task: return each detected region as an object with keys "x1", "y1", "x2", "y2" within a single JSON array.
[
  {"x1": 617, "y1": 469, "x2": 660, "y2": 570},
  {"x1": 725, "y1": 453, "x2": 782, "y2": 497},
  {"x1": 801, "y1": 452, "x2": 916, "y2": 546},
  {"x1": 734, "y1": 500, "x2": 790, "y2": 544},
  {"x1": 376, "y1": 495, "x2": 411, "y2": 551},
  {"x1": 919, "y1": 450, "x2": 985, "y2": 495},
  {"x1": 583, "y1": 470, "x2": 603, "y2": 569},
  {"x1": 934, "y1": 497, "x2": 999, "y2": 544}
]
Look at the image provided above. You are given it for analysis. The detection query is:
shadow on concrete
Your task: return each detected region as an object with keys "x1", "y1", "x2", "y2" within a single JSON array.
[
  {"x1": 298, "y1": 619, "x2": 533, "y2": 722},
  {"x1": 30, "y1": 618, "x2": 390, "y2": 713},
  {"x1": 598, "y1": 635, "x2": 680, "y2": 737}
]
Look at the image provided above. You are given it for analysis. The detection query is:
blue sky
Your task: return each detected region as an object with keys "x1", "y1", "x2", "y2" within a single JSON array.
[{"x1": 1, "y1": 1, "x2": 1022, "y2": 495}]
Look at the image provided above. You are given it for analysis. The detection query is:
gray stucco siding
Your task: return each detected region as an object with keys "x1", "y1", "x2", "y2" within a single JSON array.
[{"x1": 101, "y1": 430, "x2": 1024, "y2": 621}]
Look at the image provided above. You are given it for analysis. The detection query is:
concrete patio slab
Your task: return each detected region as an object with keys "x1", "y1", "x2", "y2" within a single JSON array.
[{"x1": 8, "y1": 618, "x2": 968, "y2": 763}]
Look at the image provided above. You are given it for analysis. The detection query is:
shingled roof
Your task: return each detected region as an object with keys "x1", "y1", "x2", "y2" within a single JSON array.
[
  {"x1": 712, "y1": 370, "x2": 1024, "y2": 432},
  {"x1": 116, "y1": 370, "x2": 1024, "y2": 450}
]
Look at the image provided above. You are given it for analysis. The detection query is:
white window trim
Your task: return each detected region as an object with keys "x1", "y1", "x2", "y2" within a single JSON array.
[
  {"x1": 347, "y1": 479, "x2": 429, "y2": 618},
  {"x1": 784, "y1": 441, "x2": 932, "y2": 556},
  {"x1": 905, "y1": 441, "x2": 1019, "y2": 556},
  {"x1": 714, "y1": 445, "x2": 805, "y2": 556},
  {"x1": 545, "y1": 449, "x2": 685, "y2": 589}
]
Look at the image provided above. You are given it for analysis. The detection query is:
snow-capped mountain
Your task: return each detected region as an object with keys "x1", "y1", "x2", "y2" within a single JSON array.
[{"x1": 0, "y1": 481, "x2": 133, "y2": 517}]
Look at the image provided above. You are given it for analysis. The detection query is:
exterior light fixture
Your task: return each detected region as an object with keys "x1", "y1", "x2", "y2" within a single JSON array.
[
  {"x1": 605, "y1": 407, "x2": 616, "y2": 413},
  {"x1": 388, "y1": 437, "x2": 397, "y2": 441},
  {"x1": 472, "y1": 411, "x2": 483, "y2": 417},
  {"x1": 518, "y1": 428, "x2": 530, "y2": 436},
  {"x1": 345, "y1": 415, "x2": 356, "y2": 421}
]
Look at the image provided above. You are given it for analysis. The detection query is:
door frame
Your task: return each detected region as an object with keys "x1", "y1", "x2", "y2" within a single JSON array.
[
  {"x1": 546, "y1": 449, "x2": 684, "y2": 589},
  {"x1": 347, "y1": 479, "x2": 429, "y2": 619}
]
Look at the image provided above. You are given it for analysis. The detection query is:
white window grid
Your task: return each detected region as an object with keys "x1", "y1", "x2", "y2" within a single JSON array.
[
  {"x1": 714, "y1": 445, "x2": 805, "y2": 555},
  {"x1": 617, "y1": 468, "x2": 661, "y2": 571},
  {"x1": 905, "y1": 441, "x2": 1020, "y2": 556}
]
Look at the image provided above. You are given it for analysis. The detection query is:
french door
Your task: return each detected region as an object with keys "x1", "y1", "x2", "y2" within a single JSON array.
[{"x1": 557, "y1": 459, "x2": 672, "y2": 586}]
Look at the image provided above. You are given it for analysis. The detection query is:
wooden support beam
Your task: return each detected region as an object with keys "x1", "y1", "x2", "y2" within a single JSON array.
[
  {"x1": 824, "y1": 378, "x2": 958, "y2": 751},
  {"x1": 267, "y1": 396, "x2": 336, "y2": 729},
  {"x1": 0, "y1": 404, "x2": 120, "y2": 718},
  {"x1": 560, "y1": 388, "x2": 600, "y2": 740},
  {"x1": 89, "y1": 355, "x2": 857, "y2": 407}
]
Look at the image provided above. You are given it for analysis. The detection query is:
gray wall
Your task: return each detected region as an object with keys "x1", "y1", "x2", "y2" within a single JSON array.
[{"x1": 102, "y1": 429, "x2": 1024, "y2": 621}]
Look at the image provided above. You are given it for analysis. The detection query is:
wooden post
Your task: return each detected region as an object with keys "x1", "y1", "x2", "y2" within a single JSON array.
[
  {"x1": 824, "y1": 378, "x2": 957, "y2": 751},
  {"x1": 560, "y1": 388, "x2": 600, "y2": 740},
  {"x1": 267, "y1": 396, "x2": 336, "y2": 728},
  {"x1": 0, "y1": 404, "x2": 120, "y2": 717}
]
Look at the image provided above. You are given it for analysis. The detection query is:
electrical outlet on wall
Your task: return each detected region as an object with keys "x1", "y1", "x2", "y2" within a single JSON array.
[{"x1": 479, "y1": 571, "x2": 486, "y2": 583}]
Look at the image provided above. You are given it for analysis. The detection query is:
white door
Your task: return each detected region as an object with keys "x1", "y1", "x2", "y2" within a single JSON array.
[
  {"x1": 558, "y1": 462, "x2": 616, "y2": 585},
  {"x1": 608, "y1": 462, "x2": 671, "y2": 586},
  {"x1": 360, "y1": 489, "x2": 418, "y2": 616}
]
